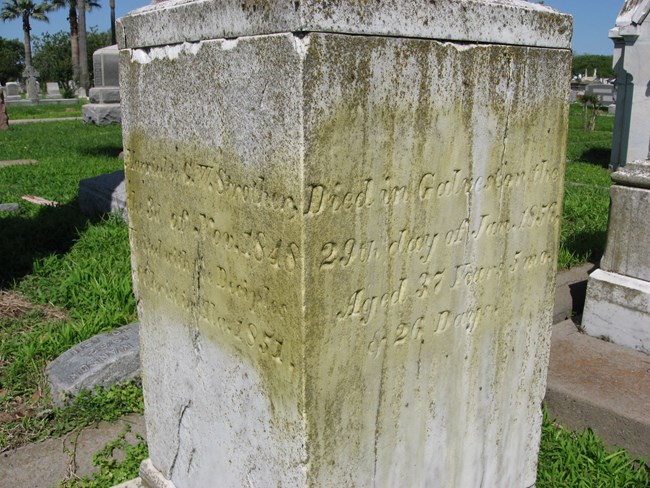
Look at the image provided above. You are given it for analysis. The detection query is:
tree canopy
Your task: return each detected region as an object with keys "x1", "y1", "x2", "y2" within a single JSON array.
[
  {"x1": 0, "y1": 36, "x2": 24, "y2": 84},
  {"x1": 31, "y1": 28, "x2": 111, "y2": 91},
  {"x1": 572, "y1": 55, "x2": 615, "y2": 79}
]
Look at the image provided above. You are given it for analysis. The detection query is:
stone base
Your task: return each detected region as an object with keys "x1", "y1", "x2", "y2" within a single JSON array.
[
  {"x1": 82, "y1": 103, "x2": 121, "y2": 125},
  {"x1": 78, "y1": 169, "x2": 127, "y2": 220},
  {"x1": 5, "y1": 95, "x2": 21, "y2": 101},
  {"x1": 546, "y1": 319, "x2": 650, "y2": 460},
  {"x1": 89, "y1": 86, "x2": 121, "y2": 104},
  {"x1": 140, "y1": 459, "x2": 176, "y2": 488},
  {"x1": 582, "y1": 269, "x2": 650, "y2": 353}
]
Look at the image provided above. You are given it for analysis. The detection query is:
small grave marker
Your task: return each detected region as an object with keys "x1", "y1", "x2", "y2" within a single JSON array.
[{"x1": 45, "y1": 323, "x2": 140, "y2": 406}]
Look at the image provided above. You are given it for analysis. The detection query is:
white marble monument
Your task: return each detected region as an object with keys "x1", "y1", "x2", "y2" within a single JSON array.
[
  {"x1": 583, "y1": 160, "x2": 650, "y2": 354},
  {"x1": 83, "y1": 45, "x2": 122, "y2": 125},
  {"x1": 118, "y1": 1, "x2": 572, "y2": 486},
  {"x1": 609, "y1": 0, "x2": 650, "y2": 168}
]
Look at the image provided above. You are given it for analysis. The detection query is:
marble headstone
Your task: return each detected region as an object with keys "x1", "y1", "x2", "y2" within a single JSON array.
[{"x1": 118, "y1": 1, "x2": 572, "y2": 486}]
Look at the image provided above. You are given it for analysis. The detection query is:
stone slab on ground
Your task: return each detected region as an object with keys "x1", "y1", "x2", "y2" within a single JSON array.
[
  {"x1": 82, "y1": 103, "x2": 121, "y2": 125},
  {"x1": 0, "y1": 414, "x2": 146, "y2": 488},
  {"x1": 79, "y1": 169, "x2": 127, "y2": 221},
  {"x1": 553, "y1": 262, "x2": 594, "y2": 324},
  {"x1": 545, "y1": 319, "x2": 650, "y2": 460},
  {"x1": 46, "y1": 323, "x2": 140, "y2": 406},
  {"x1": 0, "y1": 203, "x2": 19, "y2": 212},
  {"x1": 10, "y1": 117, "x2": 82, "y2": 124},
  {"x1": 0, "y1": 159, "x2": 38, "y2": 168}
]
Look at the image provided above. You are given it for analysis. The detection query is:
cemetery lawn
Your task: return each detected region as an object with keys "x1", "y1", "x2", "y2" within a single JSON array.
[
  {"x1": 6, "y1": 100, "x2": 86, "y2": 120},
  {"x1": 559, "y1": 104, "x2": 614, "y2": 269},
  {"x1": 0, "y1": 111, "x2": 643, "y2": 485},
  {"x1": 0, "y1": 121, "x2": 140, "y2": 452}
]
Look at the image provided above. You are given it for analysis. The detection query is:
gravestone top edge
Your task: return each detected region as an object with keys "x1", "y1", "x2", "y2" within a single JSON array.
[
  {"x1": 117, "y1": 0, "x2": 572, "y2": 50},
  {"x1": 612, "y1": 159, "x2": 650, "y2": 189}
]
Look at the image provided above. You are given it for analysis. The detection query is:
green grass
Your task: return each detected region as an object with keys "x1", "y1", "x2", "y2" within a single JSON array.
[
  {"x1": 0, "y1": 120, "x2": 137, "y2": 452},
  {"x1": 0, "y1": 121, "x2": 123, "y2": 284},
  {"x1": 558, "y1": 104, "x2": 613, "y2": 269},
  {"x1": 60, "y1": 423, "x2": 148, "y2": 488},
  {"x1": 6, "y1": 100, "x2": 86, "y2": 120},
  {"x1": 538, "y1": 410, "x2": 650, "y2": 487}
]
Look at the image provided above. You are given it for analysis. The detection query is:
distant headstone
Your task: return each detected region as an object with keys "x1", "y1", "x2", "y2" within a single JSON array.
[
  {"x1": 45, "y1": 323, "x2": 140, "y2": 406},
  {"x1": 5, "y1": 81, "x2": 21, "y2": 101},
  {"x1": 83, "y1": 45, "x2": 121, "y2": 125},
  {"x1": 78, "y1": 169, "x2": 127, "y2": 220},
  {"x1": 583, "y1": 160, "x2": 650, "y2": 353},
  {"x1": 119, "y1": 1, "x2": 572, "y2": 487},
  {"x1": 5, "y1": 82, "x2": 20, "y2": 97},
  {"x1": 569, "y1": 89, "x2": 578, "y2": 103},
  {"x1": 23, "y1": 66, "x2": 40, "y2": 103},
  {"x1": 93, "y1": 45, "x2": 120, "y2": 87},
  {"x1": 46, "y1": 82, "x2": 62, "y2": 99},
  {"x1": 585, "y1": 82, "x2": 615, "y2": 106},
  {"x1": 609, "y1": 0, "x2": 650, "y2": 168}
]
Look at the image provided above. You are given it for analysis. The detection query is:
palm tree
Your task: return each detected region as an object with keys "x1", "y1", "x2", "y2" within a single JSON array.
[
  {"x1": 0, "y1": 0, "x2": 52, "y2": 72},
  {"x1": 76, "y1": 0, "x2": 88, "y2": 92},
  {"x1": 110, "y1": 0, "x2": 115, "y2": 45},
  {"x1": 51, "y1": 0, "x2": 100, "y2": 86}
]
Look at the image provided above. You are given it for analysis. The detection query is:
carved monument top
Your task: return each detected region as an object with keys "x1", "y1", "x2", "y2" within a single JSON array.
[
  {"x1": 118, "y1": 0, "x2": 572, "y2": 50},
  {"x1": 617, "y1": 0, "x2": 650, "y2": 27}
]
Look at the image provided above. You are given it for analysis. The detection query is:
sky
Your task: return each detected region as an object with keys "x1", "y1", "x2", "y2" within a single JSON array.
[{"x1": 0, "y1": 0, "x2": 624, "y2": 56}]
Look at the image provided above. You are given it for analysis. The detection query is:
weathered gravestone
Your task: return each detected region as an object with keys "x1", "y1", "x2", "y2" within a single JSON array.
[
  {"x1": 83, "y1": 45, "x2": 122, "y2": 125},
  {"x1": 118, "y1": 1, "x2": 571, "y2": 486},
  {"x1": 583, "y1": 160, "x2": 650, "y2": 353},
  {"x1": 23, "y1": 66, "x2": 40, "y2": 103},
  {"x1": 609, "y1": 0, "x2": 650, "y2": 168},
  {"x1": 45, "y1": 323, "x2": 140, "y2": 406},
  {"x1": 46, "y1": 81, "x2": 62, "y2": 99},
  {"x1": 5, "y1": 82, "x2": 21, "y2": 101},
  {"x1": 585, "y1": 82, "x2": 616, "y2": 107}
]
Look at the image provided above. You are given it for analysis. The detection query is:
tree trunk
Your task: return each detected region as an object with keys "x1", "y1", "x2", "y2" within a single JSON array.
[
  {"x1": 22, "y1": 13, "x2": 32, "y2": 69},
  {"x1": 110, "y1": 0, "x2": 116, "y2": 45},
  {"x1": 70, "y1": 3, "x2": 80, "y2": 84},
  {"x1": 77, "y1": 0, "x2": 89, "y2": 92}
]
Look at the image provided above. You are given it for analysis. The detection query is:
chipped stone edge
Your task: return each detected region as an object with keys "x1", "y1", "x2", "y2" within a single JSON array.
[
  {"x1": 612, "y1": 159, "x2": 650, "y2": 189},
  {"x1": 139, "y1": 459, "x2": 177, "y2": 488},
  {"x1": 117, "y1": 0, "x2": 572, "y2": 50},
  {"x1": 111, "y1": 477, "x2": 145, "y2": 488}
]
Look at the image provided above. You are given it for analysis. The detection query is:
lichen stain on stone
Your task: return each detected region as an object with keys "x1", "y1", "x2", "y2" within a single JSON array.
[
  {"x1": 124, "y1": 130, "x2": 305, "y2": 433},
  {"x1": 121, "y1": 27, "x2": 570, "y2": 486},
  {"x1": 298, "y1": 33, "x2": 570, "y2": 484}
]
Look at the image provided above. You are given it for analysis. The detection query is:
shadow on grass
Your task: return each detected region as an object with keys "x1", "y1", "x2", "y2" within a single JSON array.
[
  {"x1": 579, "y1": 147, "x2": 611, "y2": 168},
  {"x1": 563, "y1": 228, "x2": 607, "y2": 265},
  {"x1": 78, "y1": 144, "x2": 123, "y2": 159},
  {"x1": 0, "y1": 199, "x2": 97, "y2": 288}
]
